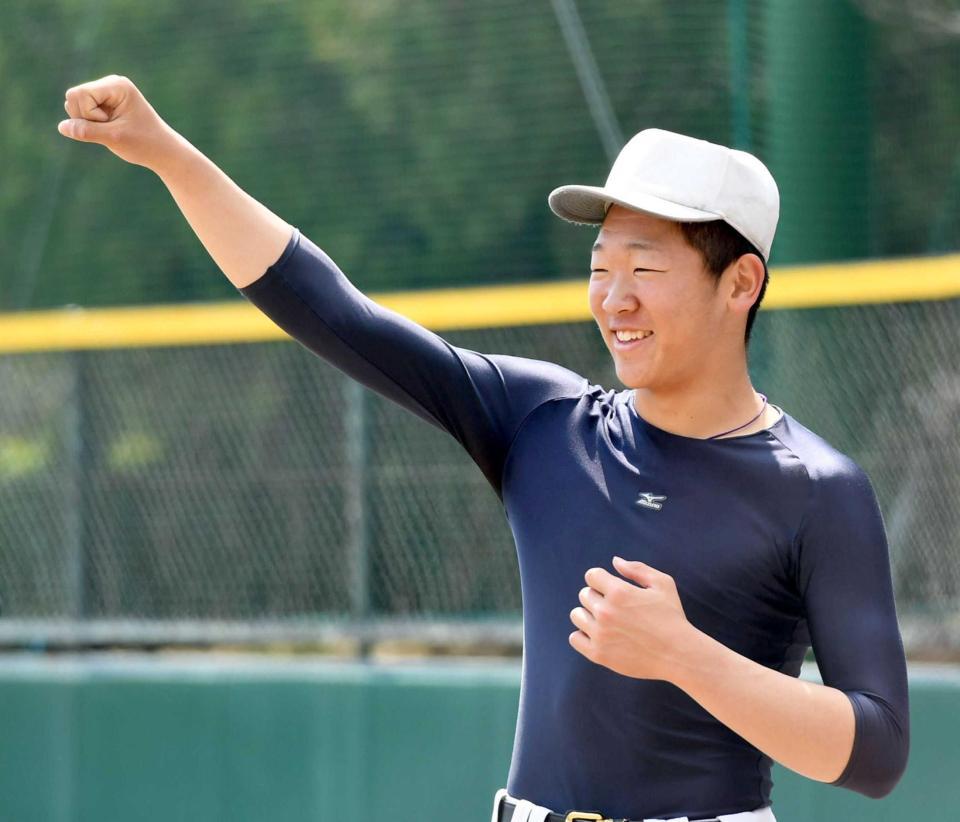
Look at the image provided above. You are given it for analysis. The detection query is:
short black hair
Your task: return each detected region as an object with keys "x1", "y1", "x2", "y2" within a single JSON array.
[{"x1": 676, "y1": 220, "x2": 769, "y2": 346}]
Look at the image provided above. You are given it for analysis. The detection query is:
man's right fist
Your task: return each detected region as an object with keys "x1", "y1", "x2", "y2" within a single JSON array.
[{"x1": 58, "y1": 74, "x2": 178, "y2": 171}]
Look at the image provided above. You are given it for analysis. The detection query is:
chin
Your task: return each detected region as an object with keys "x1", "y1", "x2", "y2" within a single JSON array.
[
  {"x1": 608, "y1": 345, "x2": 658, "y2": 390},
  {"x1": 615, "y1": 365, "x2": 654, "y2": 390}
]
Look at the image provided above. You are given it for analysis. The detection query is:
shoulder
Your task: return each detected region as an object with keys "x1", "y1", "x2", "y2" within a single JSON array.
[
  {"x1": 482, "y1": 353, "x2": 589, "y2": 394},
  {"x1": 485, "y1": 354, "x2": 586, "y2": 386},
  {"x1": 769, "y1": 412, "x2": 869, "y2": 489},
  {"x1": 772, "y1": 413, "x2": 885, "y2": 548},
  {"x1": 769, "y1": 413, "x2": 882, "y2": 555}
]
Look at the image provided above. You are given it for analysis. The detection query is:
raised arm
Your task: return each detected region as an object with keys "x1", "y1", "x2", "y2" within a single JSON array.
[
  {"x1": 57, "y1": 75, "x2": 588, "y2": 497},
  {"x1": 59, "y1": 74, "x2": 292, "y2": 287}
]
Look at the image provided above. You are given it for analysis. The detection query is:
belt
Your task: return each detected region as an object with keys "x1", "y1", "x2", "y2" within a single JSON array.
[{"x1": 497, "y1": 797, "x2": 721, "y2": 822}]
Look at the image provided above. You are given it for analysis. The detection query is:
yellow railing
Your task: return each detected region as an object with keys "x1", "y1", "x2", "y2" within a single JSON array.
[{"x1": 1, "y1": 252, "x2": 958, "y2": 353}]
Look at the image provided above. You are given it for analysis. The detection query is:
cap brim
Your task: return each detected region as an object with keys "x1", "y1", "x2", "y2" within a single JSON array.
[{"x1": 548, "y1": 184, "x2": 722, "y2": 225}]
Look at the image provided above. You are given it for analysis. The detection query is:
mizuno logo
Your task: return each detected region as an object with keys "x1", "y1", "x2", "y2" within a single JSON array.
[{"x1": 636, "y1": 491, "x2": 667, "y2": 511}]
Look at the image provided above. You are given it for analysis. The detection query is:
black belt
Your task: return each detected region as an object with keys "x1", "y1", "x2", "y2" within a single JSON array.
[{"x1": 497, "y1": 796, "x2": 721, "y2": 822}]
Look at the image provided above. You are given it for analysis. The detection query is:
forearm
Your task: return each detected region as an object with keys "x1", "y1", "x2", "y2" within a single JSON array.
[
  {"x1": 670, "y1": 626, "x2": 855, "y2": 783},
  {"x1": 151, "y1": 127, "x2": 294, "y2": 288}
]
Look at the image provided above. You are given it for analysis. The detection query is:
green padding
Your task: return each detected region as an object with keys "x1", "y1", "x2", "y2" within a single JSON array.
[
  {"x1": 0, "y1": 657, "x2": 955, "y2": 822},
  {"x1": 765, "y1": 0, "x2": 870, "y2": 265}
]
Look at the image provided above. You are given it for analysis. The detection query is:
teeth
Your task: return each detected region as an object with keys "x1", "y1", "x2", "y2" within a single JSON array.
[{"x1": 615, "y1": 330, "x2": 653, "y2": 342}]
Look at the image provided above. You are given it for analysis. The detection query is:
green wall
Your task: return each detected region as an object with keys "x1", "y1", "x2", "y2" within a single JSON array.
[{"x1": 0, "y1": 656, "x2": 955, "y2": 822}]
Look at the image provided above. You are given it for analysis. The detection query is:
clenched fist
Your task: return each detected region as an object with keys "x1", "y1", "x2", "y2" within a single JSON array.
[
  {"x1": 58, "y1": 74, "x2": 181, "y2": 172},
  {"x1": 569, "y1": 555, "x2": 694, "y2": 682}
]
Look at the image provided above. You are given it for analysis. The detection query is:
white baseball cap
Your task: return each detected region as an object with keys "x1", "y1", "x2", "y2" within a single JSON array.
[{"x1": 548, "y1": 128, "x2": 780, "y2": 261}]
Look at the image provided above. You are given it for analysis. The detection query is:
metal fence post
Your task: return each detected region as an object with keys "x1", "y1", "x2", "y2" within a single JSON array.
[
  {"x1": 344, "y1": 379, "x2": 370, "y2": 626},
  {"x1": 64, "y1": 350, "x2": 91, "y2": 621}
]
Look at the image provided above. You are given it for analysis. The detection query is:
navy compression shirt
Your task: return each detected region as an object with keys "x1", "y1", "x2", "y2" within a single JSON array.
[{"x1": 239, "y1": 227, "x2": 910, "y2": 819}]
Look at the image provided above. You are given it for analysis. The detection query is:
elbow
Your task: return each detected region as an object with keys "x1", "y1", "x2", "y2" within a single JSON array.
[
  {"x1": 870, "y1": 738, "x2": 910, "y2": 799},
  {"x1": 829, "y1": 744, "x2": 908, "y2": 799},
  {"x1": 856, "y1": 754, "x2": 908, "y2": 799},
  {"x1": 829, "y1": 691, "x2": 910, "y2": 799}
]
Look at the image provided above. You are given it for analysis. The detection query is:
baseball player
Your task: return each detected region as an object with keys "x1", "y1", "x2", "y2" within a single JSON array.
[{"x1": 58, "y1": 76, "x2": 909, "y2": 822}]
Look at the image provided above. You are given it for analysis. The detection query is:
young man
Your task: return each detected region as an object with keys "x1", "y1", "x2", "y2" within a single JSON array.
[{"x1": 58, "y1": 77, "x2": 909, "y2": 822}]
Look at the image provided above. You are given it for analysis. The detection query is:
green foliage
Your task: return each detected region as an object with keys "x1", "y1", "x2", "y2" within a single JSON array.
[
  {"x1": 3, "y1": 0, "x2": 735, "y2": 310},
  {"x1": 3, "y1": 0, "x2": 957, "y2": 310}
]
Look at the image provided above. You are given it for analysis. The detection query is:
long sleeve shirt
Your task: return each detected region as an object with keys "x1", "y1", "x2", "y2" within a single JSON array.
[{"x1": 238, "y1": 226, "x2": 910, "y2": 820}]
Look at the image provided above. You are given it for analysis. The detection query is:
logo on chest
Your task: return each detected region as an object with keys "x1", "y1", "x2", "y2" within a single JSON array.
[{"x1": 636, "y1": 491, "x2": 667, "y2": 511}]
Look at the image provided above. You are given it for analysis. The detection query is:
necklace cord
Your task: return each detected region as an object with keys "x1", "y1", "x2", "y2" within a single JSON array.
[{"x1": 706, "y1": 393, "x2": 768, "y2": 439}]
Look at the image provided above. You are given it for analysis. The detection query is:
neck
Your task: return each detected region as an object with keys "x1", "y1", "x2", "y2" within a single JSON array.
[{"x1": 631, "y1": 365, "x2": 771, "y2": 440}]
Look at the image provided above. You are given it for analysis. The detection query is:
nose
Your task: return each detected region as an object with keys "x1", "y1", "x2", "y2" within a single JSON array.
[{"x1": 600, "y1": 274, "x2": 639, "y2": 315}]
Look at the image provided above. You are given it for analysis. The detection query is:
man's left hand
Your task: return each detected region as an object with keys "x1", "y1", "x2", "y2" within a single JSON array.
[{"x1": 569, "y1": 555, "x2": 696, "y2": 681}]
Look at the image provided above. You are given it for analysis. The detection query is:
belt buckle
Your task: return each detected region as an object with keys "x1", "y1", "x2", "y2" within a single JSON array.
[{"x1": 564, "y1": 813, "x2": 609, "y2": 822}]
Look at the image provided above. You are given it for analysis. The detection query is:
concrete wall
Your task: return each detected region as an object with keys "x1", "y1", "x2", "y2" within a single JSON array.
[{"x1": 0, "y1": 655, "x2": 955, "y2": 821}]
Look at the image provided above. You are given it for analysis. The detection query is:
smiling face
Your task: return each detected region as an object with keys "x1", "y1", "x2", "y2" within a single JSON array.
[{"x1": 588, "y1": 205, "x2": 747, "y2": 392}]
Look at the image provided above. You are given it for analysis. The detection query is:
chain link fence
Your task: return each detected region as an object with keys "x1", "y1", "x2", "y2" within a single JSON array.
[
  {"x1": 2, "y1": 0, "x2": 958, "y2": 652},
  {"x1": 0, "y1": 296, "x2": 958, "y2": 653}
]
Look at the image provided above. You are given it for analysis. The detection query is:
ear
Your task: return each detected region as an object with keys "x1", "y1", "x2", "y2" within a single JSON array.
[{"x1": 726, "y1": 252, "x2": 765, "y2": 314}]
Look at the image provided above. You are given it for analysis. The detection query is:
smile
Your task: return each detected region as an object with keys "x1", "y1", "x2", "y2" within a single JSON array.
[{"x1": 612, "y1": 331, "x2": 654, "y2": 351}]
